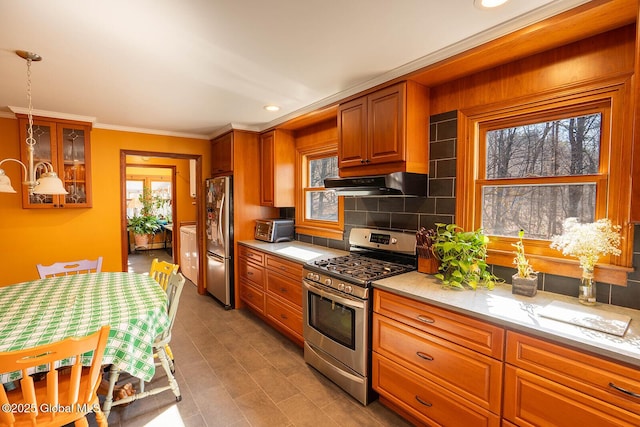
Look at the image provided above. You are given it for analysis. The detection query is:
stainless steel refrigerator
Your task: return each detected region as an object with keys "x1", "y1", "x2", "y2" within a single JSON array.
[{"x1": 205, "y1": 176, "x2": 233, "y2": 309}]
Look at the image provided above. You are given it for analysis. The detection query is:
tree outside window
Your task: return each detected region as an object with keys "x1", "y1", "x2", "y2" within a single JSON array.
[{"x1": 481, "y1": 112, "x2": 601, "y2": 240}]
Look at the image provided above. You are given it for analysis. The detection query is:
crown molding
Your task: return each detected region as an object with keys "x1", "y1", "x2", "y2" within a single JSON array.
[
  {"x1": 8, "y1": 106, "x2": 97, "y2": 124},
  {"x1": 93, "y1": 122, "x2": 209, "y2": 140}
]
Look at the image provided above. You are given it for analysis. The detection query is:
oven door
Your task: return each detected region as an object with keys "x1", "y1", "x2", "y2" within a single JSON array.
[{"x1": 302, "y1": 279, "x2": 367, "y2": 376}]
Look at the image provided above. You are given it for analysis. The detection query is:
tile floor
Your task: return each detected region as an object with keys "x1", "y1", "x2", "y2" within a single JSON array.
[{"x1": 97, "y1": 250, "x2": 413, "y2": 426}]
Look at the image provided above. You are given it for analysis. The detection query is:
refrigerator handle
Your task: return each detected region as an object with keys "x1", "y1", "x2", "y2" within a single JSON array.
[{"x1": 218, "y1": 192, "x2": 225, "y2": 246}]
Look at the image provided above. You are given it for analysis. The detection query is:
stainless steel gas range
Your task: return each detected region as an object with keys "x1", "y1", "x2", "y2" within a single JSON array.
[{"x1": 302, "y1": 227, "x2": 417, "y2": 405}]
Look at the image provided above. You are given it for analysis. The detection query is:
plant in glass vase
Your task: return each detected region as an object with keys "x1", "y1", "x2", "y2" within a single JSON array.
[{"x1": 550, "y1": 218, "x2": 621, "y2": 306}]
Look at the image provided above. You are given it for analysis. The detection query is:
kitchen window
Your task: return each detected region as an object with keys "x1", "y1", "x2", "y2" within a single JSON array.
[
  {"x1": 296, "y1": 144, "x2": 344, "y2": 240},
  {"x1": 457, "y1": 80, "x2": 633, "y2": 284}
]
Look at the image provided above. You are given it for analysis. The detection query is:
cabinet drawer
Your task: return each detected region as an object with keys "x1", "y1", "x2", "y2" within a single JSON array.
[
  {"x1": 373, "y1": 353, "x2": 500, "y2": 427},
  {"x1": 373, "y1": 313, "x2": 502, "y2": 413},
  {"x1": 374, "y1": 289, "x2": 504, "y2": 359},
  {"x1": 239, "y1": 279, "x2": 265, "y2": 315},
  {"x1": 266, "y1": 270, "x2": 302, "y2": 308},
  {"x1": 238, "y1": 246, "x2": 265, "y2": 266},
  {"x1": 239, "y1": 261, "x2": 264, "y2": 287},
  {"x1": 266, "y1": 296, "x2": 303, "y2": 339},
  {"x1": 265, "y1": 254, "x2": 302, "y2": 281},
  {"x1": 503, "y1": 364, "x2": 640, "y2": 427},
  {"x1": 506, "y1": 331, "x2": 640, "y2": 415}
]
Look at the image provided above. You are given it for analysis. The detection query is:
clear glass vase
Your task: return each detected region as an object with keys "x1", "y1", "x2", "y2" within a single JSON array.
[{"x1": 579, "y1": 267, "x2": 597, "y2": 306}]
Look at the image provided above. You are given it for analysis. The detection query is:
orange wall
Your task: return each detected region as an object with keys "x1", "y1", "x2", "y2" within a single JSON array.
[{"x1": 0, "y1": 117, "x2": 210, "y2": 286}]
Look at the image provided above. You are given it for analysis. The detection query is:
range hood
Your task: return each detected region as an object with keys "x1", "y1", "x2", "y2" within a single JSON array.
[{"x1": 324, "y1": 172, "x2": 427, "y2": 197}]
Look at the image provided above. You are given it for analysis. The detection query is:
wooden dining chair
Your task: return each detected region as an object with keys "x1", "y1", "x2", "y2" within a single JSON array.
[
  {"x1": 36, "y1": 257, "x2": 104, "y2": 279},
  {"x1": 0, "y1": 325, "x2": 110, "y2": 427},
  {"x1": 102, "y1": 272, "x2": 185, "y2": 418},
  {"x1": 149, "y1": 258, "x2": 179, "y2": 291},
  {"x1": 148, "y1": 258, "x2": 179, "y2": 362}
]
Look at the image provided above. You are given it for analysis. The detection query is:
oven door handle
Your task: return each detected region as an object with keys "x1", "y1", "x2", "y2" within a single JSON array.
[{"x1": 302, "y1": 279, "x2": 366, "y2": 310}]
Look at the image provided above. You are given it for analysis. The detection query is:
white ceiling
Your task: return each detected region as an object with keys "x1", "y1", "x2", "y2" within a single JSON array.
[{"x1": 0, "y1": 0, "x2": 590, "y2": 139}]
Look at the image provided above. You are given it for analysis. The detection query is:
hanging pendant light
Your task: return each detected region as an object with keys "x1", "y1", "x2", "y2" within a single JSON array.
[{"x1": 0, "y1": 50, "x2": 68, "y2": 195}]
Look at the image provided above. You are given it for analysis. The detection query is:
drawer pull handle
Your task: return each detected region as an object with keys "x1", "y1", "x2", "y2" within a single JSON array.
[
  {"x1": 609, "y1": 382, "x2": 640, "y2": 398},
  {"x1": 279, "y1": 266, "x2": 287, "y2": 271},
  {"x1": 415, "y1": 396, "x2": 432, "y2": 407},
  {"x1": 417, "y1": 315, "x2": 435, "y2": 324},
  {"x1": 247, "y1": 271, "x2": 253, "y2": 275},
  {"x1": 280, "y1": 287, "x2": 288, "y2": 293},
  {"x1": 416, "y1": 351, "x2": 433, "y2": 361},
  {"x1": 280, "y1": 314, "x2": 288, "y2": 319}
]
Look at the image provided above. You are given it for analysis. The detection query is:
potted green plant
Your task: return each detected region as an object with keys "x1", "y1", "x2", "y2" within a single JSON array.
[
  {"x1": 432, "y1": 223, "x2": 499, "y2": 290},
  {"x1": 511, "y1": 229, "x2": 538, "y2": 297},
  {"x1": 127, "y1": 188, "x2": 163, "y2": 249},
  {"x1": 127, "y1": 214, "x2": 162, "y2": 248}
]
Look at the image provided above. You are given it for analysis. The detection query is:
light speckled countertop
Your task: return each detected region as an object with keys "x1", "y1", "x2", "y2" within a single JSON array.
[
  {"x1": 238, "y1": 240, "x2": 347, "y2": 263},
  {"x1": 374, "y1": 271, "x2": 640, "y2": 369}
]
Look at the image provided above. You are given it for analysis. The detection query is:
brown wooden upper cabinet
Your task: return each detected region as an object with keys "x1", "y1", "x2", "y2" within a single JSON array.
[
  {"x1": 337, "y1": 81, "x2": 429, "y2": 177},
  {"x1": 18, "y1": 115, "x2": 92, "y2": 209},
  {"x1": 210, "y1": 131, "x2": 233, "y2": 176},
  {"x1": 260, "y1": 129, "x2": 294, "y2": 207}
]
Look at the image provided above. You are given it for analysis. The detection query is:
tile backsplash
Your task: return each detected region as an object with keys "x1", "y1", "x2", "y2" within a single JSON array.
[{"x1": 295, "y1": 111, "x2": 640, "y2": 310}]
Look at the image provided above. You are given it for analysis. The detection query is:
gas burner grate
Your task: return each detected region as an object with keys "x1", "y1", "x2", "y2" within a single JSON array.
[{"x1": 310, "y1": 253, "x2": 415, "y2": 284}]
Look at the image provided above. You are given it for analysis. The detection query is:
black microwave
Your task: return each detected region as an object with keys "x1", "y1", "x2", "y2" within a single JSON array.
[{"x1": 254, "y1": 219, "x2": 294, "y2": 243}]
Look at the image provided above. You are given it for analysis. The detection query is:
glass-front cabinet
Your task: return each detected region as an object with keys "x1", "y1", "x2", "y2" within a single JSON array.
[{"x1": 18, "y1": 116, "x2": 92, "y2": 208}]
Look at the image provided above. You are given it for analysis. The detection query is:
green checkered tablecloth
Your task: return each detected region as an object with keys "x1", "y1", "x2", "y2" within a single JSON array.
[{"x1": 0, "y1": 272, "x2": 170, "y2": 384}]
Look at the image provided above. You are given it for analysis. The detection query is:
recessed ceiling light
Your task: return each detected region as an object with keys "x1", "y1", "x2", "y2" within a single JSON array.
[
  {"x1": 264, "y1": 105, "x2": 280, "y2": 112},
  {"x1": 474, "y1": 0, "x2": 509, "y2": 9}
]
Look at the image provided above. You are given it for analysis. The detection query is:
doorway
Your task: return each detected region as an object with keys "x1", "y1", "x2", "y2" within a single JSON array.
[{"x1": 120, "y1": 150, "x2": 203, "y2": 293}]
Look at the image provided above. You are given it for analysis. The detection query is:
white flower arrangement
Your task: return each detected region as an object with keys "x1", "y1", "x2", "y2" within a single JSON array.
[{"x1": 550, "y1": 218, "x2": 622, "y2": 271}]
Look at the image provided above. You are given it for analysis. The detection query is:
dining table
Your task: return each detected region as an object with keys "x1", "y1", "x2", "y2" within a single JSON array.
[{"x1": 0, "y1": 271, "x2": 170, "y2": 385}]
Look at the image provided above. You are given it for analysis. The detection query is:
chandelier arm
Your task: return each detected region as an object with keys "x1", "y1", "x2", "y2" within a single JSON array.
[{"x1": 0, "y1": 158, "x2": 29, "y2": 182}]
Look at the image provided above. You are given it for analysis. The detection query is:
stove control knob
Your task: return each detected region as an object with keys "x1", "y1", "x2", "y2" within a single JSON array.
[
  {"x1": 337, "y1": 283, "x2": 345, "y2": 291},
  {"x1": 345, "y1": 285, "x2": 353, "y2": 294},
  {"x1": 391, "y1": 237, "x2": 398, "y2": 245},
  {"x1": 324, "y1": 278, "x2": 332, "y2": 286},
  {"x1": 313, "y1": 274, "x2": 320, "y2": 281}
]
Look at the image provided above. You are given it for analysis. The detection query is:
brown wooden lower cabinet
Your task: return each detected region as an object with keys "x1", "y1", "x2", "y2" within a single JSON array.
[
  {"x1": 238, "y1": 279, "x2": 264, "y2": 314},
  {"x1": 237, "y1": 245, "x2": 303, "y2": 346},
  {"x1": 373, "y1": 313, "x2": 502, "y2": 413},
  {"x1": 372, "y1": 353, "x2": 500, "y2": 427},
  {"x1": 503, "y1": 331, "x2": 640, "y2": 426},
  {"x1": 372, "y1": 289, "x2": 640, "y2": 426},
  {"x1": 265, "y1": 295, "x2": 303, "y2": 344},
  {"x1": 373, "y1": 289, "x2": 503, "y2": 426},
  {"x1": 503, "y1": 365, "x2": 639, "y2": 426}
]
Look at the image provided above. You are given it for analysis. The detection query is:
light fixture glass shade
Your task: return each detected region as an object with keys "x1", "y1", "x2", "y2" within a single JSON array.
[
  {"x1": 32, "y1": 172, "x2": 68, "y2": 195},
  {"x1": 0, "y1": 172, "x2": 17, "y2": 193}
]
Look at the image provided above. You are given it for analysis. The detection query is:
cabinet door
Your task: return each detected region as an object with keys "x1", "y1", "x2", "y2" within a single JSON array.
[
  {"x1": 503, "y1": 365, "x2": 640, "y2": 427},
  {"x1": 19, "y1": 118, "x2": 92, "y2": 208},
  {"x1": 19, "y1": 118, "x2": 57, "y2": 207},
  {"x1": 211, "y1": 132, "x2": 233, "y2": 175},
  {"x1": 259, "y1": 130, "x2": 294, "y2": 207},
  {"x1": 260, "y1": 131, "x2": 275, "y2": 206},
  {"x1": 338, "y1": 96, "x2": 368, "y2": 168},
  {"x1": 57, "y1": 123, "x2": 92, "y2": 207},
  {"x1": 368, "y1": 84, "x2": 405, "y2": 165}
]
